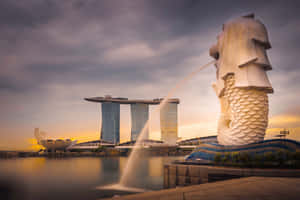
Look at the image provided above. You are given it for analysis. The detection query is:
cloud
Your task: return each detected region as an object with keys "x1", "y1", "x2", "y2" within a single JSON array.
[{"x1": 103, "y1": 43, "x2": 155, "y2": 62}]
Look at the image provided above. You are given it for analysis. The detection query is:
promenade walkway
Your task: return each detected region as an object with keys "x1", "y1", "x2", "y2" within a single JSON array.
[{"x1": 102, "y1": 177, "x2": 300, "y2": 200}]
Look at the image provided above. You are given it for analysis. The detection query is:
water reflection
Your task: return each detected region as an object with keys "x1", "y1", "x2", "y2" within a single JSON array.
[
  {"x1": 149, "y1": 157, "x2": 163, "y2": 177},
  {"x1": 119, "y1": 157, "x2": 127, "y2": 174},
  {"x1": 0, "y1": 156, "x2": 182, "y2": 200},
  {"x1": 99, "y1": 157, "x2": 120, "y2": 184},
  {"x1": 0, "y1": 157, "x2": 46, "y2": 175}
]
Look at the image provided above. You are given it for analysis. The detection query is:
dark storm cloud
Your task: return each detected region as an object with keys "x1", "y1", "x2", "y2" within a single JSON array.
[
  {"x1": 0, "y1": 0, "x2": 59, "y2": 28},
  {"x1": 0, "y1": 76, "x2": 24, "y2": 92},
  {"x1": 0, "y1": 0, "x2": 299, "y2": 102},
  {"x1": 0, "y1": 1, "x2": 297, "y2": 90}
]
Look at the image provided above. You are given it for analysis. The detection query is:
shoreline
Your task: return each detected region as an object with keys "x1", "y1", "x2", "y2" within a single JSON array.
[{"x1": 0, "y1": 148, "x2": 192, "y2": 158}]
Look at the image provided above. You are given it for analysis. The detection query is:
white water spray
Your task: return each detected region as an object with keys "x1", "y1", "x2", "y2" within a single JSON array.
[
  {"x1": 120, "y1": 60, "x2": 215, "y2": 186},
  {"x1": 98, "y1": 60, "x2": 215, "y2": 191}
]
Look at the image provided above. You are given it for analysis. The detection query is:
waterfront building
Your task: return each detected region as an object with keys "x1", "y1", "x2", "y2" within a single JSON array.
[
  {"x1": 34, "y1": 128, "x2": 76, "y2": 152},
  {"x1": 85, "y1": 96, "x2": 180, "y2": 145},
  {"x1": 101, "y1": 102, "x2": 120, "y2": 144},
  {"x1": 68, "y1": 140, "x2": 115, "y2": 151},
  {"x1": 130, "y1": 103, "x2": 149, "y2": 141},
  {"x1": 160, "y1": 102, "x2": 178, "y2": 146}
]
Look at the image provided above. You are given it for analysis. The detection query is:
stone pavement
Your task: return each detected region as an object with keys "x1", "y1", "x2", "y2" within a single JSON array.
[{"x1": 102, "y1": 177, "x2": 300, "y2": 200}]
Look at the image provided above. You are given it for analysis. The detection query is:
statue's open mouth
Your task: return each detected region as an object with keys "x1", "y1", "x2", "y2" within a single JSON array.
[{"x1": 209, "y1": 44, "x2": 219, "y2": 60}]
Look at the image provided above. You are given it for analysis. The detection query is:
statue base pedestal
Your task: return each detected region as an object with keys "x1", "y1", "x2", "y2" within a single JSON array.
[{"x1": 185, "y1": 139, "x2": 300, "y2": 161}]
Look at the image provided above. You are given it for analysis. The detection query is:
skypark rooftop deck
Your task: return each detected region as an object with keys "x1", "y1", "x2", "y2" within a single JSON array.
[{"x1": 84, "y1": 95, "x2": 180, "y2": 104}]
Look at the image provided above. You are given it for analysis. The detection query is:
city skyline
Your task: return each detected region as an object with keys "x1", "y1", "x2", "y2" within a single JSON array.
[{"x1": 1, "y1": 0, "x2": 300, "y2": 150}]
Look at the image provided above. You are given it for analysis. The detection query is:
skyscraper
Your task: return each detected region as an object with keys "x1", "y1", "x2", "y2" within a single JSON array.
[
  {"x1": 160, "y1": 102, "x2": 178, "y2": 145},
  {"x1": 85, "y1": 96, "x2": 179, "y2": 145},
  {"x1": 130, "y1": 103, "x2": 149, "y2": 141},
  {"x1": 101, "y1": 102, "x2": 120, "y2": 144}
]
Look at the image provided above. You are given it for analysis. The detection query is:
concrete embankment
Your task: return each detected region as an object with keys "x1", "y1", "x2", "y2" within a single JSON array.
[
  {"x1": 164, "y1": 163, "x2": 300, "y2": 188},
  {"x1": 102, "y1": 177, "x2": 300, "y2": 200}
]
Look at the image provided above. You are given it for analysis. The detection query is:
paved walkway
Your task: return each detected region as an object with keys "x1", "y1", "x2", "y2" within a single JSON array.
[{"x1": 102, "y1": 177, "x2": 300, "y2": 200}]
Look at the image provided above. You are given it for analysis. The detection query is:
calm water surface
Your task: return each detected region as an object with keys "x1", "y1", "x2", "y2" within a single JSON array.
[{"x1": 0, "y1": 156, "x2": 182, "y2": 200}]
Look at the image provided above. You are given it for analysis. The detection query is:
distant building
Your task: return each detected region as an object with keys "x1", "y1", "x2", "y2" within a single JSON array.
[
  {"x1": 117, "y1": 139, "x2": 164, "y2": 149},
  {"x1": 160, "y1": 102, "x2": 179, "y2": 146},
  {"x1": 274, "y1": 128, "x2": 290, "y2": 139},
  {"x1": 68, "y1": 140, "x2": 115, "y2": 151},
  {"x1": 34, "y1": 128, "x2": 76, "y2": 152},
  {"x1": 85, "y1": 95, "x2": 180, "y2": 145},
  {"x1": 130, "y1": 103, "x2": 149, "y2": 141},
  {"x1": 101, "y1": 102, "x2": 120, "y2": 144},
  {"x1": 177, "y1": 136, "x2": 218, "y2": 146}
]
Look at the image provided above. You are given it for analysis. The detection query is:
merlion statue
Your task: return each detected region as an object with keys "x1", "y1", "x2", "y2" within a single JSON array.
[{"x1": 209, "y1": 13, "x2": 273, "y2": 145}]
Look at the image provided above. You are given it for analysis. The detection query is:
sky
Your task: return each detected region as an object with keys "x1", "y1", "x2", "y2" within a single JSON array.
[{"x1": 0, "y1": 0, "x2": 300, "y2": 150}]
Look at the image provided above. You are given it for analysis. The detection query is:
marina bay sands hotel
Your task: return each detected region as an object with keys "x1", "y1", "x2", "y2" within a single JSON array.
[{"x1": 85, "y1": 95, "x2": 180, "y2": 145}]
